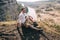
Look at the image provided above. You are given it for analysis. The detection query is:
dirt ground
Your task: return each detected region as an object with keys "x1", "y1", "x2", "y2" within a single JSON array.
[{"x1": 0, "y1": 21, "x2": 60, "y2": 40}]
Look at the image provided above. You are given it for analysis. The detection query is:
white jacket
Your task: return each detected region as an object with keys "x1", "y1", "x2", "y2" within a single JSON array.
[{"x1": 18, "y1": 12, "x2": 27, "y2": 24}]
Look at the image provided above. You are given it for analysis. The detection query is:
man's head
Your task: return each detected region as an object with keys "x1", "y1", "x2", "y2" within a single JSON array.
[{"x1": 21, "y1": 8, "x2": 26, "y2": 13}]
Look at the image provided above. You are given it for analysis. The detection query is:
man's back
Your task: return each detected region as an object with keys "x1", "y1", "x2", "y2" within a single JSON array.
[{"x1": 27, "y1": 7, "x2": 37, "y2": 21}]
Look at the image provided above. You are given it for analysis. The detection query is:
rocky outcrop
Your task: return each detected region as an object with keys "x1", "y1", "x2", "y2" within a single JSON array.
[{"x1": 0, "y1": 0, "x2": 18, "y2": 21}]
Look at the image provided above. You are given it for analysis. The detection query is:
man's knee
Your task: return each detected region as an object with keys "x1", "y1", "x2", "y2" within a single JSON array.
[{"x1": 33, "y1": 22, "x2": 38, "y2": 27}]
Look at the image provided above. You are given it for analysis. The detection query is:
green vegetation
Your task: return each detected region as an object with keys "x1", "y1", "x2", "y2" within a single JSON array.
[
  {"x1": 53, "y1": 24, "x2": 60, "y2": 32},
  {"x1": 17, "y1": 4, "x2": 23, "y2": 13},
  {"x1": 41, "y1": 20, "x2": 60, "y2": 32},
  {"x1": 50, "y1": 23, "x2": 60, "y2": 32},
  {"x1": 5, "y1": 10, "x2": 10, "y2": 21}
]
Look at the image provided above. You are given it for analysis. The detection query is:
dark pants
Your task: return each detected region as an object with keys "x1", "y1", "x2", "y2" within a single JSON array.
[
  {"x1": 21, "y1": 21, "x2": 49, "y2": 40},
  {"x1": 21, "y1": 23, "x2": 40, "y2": 40},
  {"x1": 21, "y1": 24, "x2": 30, "y2": 40}
]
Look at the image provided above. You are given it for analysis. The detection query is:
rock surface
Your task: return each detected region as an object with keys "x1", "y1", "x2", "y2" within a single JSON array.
[{"x1": 0, "y1": 0, "x2": 18, "y2": 21}]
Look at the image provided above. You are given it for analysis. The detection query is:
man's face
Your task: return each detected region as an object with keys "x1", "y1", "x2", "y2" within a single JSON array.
[{"x1": 22, "y1": 8, "x2": 26, "y2": 13}]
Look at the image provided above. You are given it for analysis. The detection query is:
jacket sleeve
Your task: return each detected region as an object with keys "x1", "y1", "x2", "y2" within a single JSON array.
[{"x1": 17, "y1": 14, "x2": 22, "y2": 24}]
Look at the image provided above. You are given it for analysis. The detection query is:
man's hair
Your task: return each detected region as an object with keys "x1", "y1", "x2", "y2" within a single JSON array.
[
  {"x1": 21, "y1": 8, "x2": 25, "y2": 11},
  {"x1": 20, "y1": 7, "x2": 28, "y2": 13}
]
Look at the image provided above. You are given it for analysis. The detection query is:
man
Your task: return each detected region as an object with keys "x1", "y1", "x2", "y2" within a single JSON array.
[
  {"x1": 17, "y1": 8, "x2": 36, "y2": 40},
  {"x1": 17, "y1": 7, "x2": 39, "y2": 40},
  {"x1": 17, "y1": 8, "x2": 28, "y2": 40}
]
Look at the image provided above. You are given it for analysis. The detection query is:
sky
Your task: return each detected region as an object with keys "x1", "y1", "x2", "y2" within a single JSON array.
[{"x1": 16, "y1": 0, "x2": 49, "y2": 2}]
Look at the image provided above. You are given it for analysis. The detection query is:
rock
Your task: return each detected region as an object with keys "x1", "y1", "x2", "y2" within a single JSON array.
[{"x1": 0, "y1": 0, "x2": 18, "y2": 21}]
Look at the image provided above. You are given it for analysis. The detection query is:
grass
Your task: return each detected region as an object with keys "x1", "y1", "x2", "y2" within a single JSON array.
[
  {"x1": 50, "y1": 24, "x2": 60, "y2": 32},
  {"x1": 53, "y1": 24, "x2": 60, "y2": 32},
  {"x1": 0, "y1": 21, "x2": 17, "y2": 26}
]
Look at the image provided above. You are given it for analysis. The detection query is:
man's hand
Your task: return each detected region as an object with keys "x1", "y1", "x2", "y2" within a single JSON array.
[
  {"x1": 16, "y1": 23, "x2": 19, "y2": 27},
  {"x1": 33, "y1": 22, "x2": 38, "y2": 27}
]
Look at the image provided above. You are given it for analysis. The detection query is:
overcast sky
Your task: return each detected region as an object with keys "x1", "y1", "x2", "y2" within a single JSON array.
[{"x1": 16, "y1": 0, "x2": 49, "y2": 2}]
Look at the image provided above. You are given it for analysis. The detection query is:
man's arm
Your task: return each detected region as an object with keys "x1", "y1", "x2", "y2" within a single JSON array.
[
  {"x1": 29, "y1": 25, "x2": 40, "y2": 30},
  {"x1": 27, "y1": 16, "x2": 39, "y2": 30},
  {"x1": 29, "y1": 16, "x2": 34, "y2": 22}
]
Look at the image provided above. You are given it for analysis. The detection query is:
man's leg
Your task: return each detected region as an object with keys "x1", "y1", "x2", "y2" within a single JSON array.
[{"x1": 38, "y1": 30, "x2": 49, "y2": 40}]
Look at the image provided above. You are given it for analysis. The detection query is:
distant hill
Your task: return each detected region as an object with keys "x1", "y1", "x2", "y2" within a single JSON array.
[
  {"x1": 17, "y1": 0, "x2": 60, "y2": 8},
  {"x1": 17, "y1": 0, "x2": 56, "y2": 8}
]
